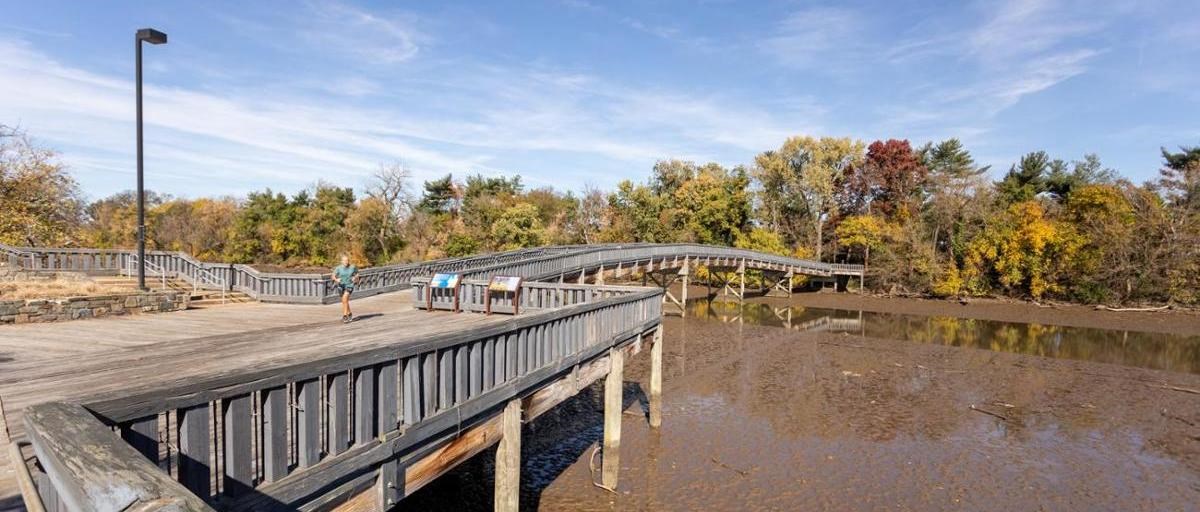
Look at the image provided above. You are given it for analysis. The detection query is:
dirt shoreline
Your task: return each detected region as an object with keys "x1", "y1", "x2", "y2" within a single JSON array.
[{"x1": 769, "y1": 291, "x2": 1200, "y2": 336}]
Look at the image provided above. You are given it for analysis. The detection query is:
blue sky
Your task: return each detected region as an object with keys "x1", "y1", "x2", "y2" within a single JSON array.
[{"x1": 2, "y1": 0, "x2": 1198, "y2": 200}]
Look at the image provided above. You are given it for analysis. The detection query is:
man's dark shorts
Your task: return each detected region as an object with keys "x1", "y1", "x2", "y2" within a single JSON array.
[{"x1": 337, "y1": 284, "x2": 355, "y2": 296}]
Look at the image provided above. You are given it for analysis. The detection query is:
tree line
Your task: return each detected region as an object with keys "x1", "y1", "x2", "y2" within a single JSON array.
[{"x1": 2, "y1": 124, "x2": 1197, "y2": 304}]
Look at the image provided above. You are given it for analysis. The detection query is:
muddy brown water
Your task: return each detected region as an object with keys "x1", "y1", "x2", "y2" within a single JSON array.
[{"x1": 403, "y1": 299, "x2": 1200, "y2": 511}]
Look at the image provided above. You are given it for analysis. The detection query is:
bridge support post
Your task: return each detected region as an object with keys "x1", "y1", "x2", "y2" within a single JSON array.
[
  {"x1": 602, "y1": 346, "x2": 625, "y2": 489},
  {"x1": 377, "y1": 458, "x2": 403, "y2": 510},
  {"x1": 737, "y1": 260, "x2": 745, "y2": 302},
  {"x1": 494, "y1": 398, "x2": 522, "y2": 512},
  {"x1": 678, "y1": 258, "x2": 688, "y2": 317},
  {"x1": 765, "y1": 271, "x2": 793, "y2": 298},
  {"x1": 596, "y1": 265, "x2": 605, "y2": 285},
  {"x1": 649, "y1": 325, "x2": 663, "y2": 428}
]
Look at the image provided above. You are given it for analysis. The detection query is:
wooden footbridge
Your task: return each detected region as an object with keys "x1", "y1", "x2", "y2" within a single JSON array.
[{"x1": 0, "y1": 243, "x2": 862, "y2": 511}]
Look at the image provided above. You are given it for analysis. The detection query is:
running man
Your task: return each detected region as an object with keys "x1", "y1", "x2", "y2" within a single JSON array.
[{"x1": 331, "y1": 254, "x2": 359, "y2": 323}]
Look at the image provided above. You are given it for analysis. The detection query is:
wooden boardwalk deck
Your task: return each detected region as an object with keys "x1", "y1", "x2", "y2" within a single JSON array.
[{"x1": 0, "y1": 293, "x2": 502, "y2": 511}]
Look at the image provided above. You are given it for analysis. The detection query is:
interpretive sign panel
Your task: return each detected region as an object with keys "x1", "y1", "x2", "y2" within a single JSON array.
[
  {"x1": 430, "y1": 273, "x2": 460, "y2": 289},
  {"x1": 488, "y1": 276, "x2": 522, "y2": 292},
  {"x1": 485, "y1": 276, "x2": 523, "y2": 315}
]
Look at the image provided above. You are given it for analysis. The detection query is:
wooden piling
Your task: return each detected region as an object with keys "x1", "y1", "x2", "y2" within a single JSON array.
[
  {"x1": 377, "y1": 458, "x2": 402, "y2": 511},
  {"x1": 602, "y1": 346, "x2": 624, "y2": 489},
  {"x1": 678, "y1": 258, "x2": 688, "y2": 317},
  {"x1": 649, "y1": 326, "x2": 663, "y2": 428},
  {"x1": 494, "y1": 399, "x2": 521, "y2": 512},
  {"x1": 738, "y1": 260, "x2": 746, "y2": 301}
]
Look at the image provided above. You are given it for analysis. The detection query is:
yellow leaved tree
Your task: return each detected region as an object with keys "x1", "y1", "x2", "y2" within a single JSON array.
[{"x1": 962, "y1": 201, "x2": 1083, "y2": 299}]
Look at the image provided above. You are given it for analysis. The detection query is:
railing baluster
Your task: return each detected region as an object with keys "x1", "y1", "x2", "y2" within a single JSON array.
[
  {"x1": 517, "y1": 329, "x2": 528, "y2": 375},
  {"x1": 327, "y1": 372, "x2": 350, "y2": 456},
  {"x1": 439, "y1": 349, "x2": 455, "y2": 410},
  {"x1": 378, "y1": 362, "x2": 399, "y2": 434},
  {"x1": 222, "y1": 394, "x2": 253, "y2": 497},
  {"x1": 506, "y1": 332, "x2": 519, "y2": 381},
  {"x1": 120, "y1": 415, "x2": 158, "y2": 464},
  {"x1": 455, "y1": 346, "x2": 469, "y2": 404},
  {"x1": 296, "y1": 379, "x2": 321, "y2": 468},
  {"x1": 353, "y1": 366, "x2": 376, "y2": 444},
  {"x1": 261, "y1": 387, "x2": 288, "y2": 482},
  {"x1": 469, "y1": 341, "x2": 483, "y2": 398},
  {"x1": 403, "y1": 357, "x2": 422, "y2": 424},
  {"x1": 421, "y1": 353, "x2": 437, "y2": 418},
  {"x1": 483, "y1": 337, "x2": 495, "y2": 391},
  {"x1": 177, "y1": 403, "x2": 211, "y2": 498}
]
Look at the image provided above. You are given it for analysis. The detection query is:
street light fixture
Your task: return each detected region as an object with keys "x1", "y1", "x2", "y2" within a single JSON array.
[{"x1": 135, "y1": 28, "x2": 166, "y2": 291}]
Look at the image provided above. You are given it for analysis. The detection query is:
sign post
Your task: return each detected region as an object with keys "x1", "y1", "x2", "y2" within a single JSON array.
[
  {"x1": 428, "y1": 273, "x2": 462, "y2": 312},
  {"x1": 485, "y1": 276, "x2": 523, "y2": 315}
]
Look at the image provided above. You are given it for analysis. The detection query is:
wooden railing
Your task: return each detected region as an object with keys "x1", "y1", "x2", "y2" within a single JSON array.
[
  {"x1": 458, "y1": 243, "x2": 865, "y2": 282},
  {"x1": 413, "y1": 278, "x2": 650, "y2": 314},
  {"x1": 23, "y1": 282, "x2": 663, "y2": 511},
  {"x1": 0, "y1": 242, "x2": 33, "y2": 268},
  {"x1": 3, "y1": 245, "x2": 588, "y2": 304},
  {"x1": 4, "y1": 243, "x2": 864, "y2": 304}
]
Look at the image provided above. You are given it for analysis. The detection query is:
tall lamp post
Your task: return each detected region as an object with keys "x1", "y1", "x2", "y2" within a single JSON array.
[{"x1": 135, "y1": 28, "x2": 166, "y2": 291}]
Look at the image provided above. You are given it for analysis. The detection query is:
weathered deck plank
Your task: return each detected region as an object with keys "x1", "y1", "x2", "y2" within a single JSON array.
[{"x1": 0, "y1": 293, "x2": 506, "y2": 511}]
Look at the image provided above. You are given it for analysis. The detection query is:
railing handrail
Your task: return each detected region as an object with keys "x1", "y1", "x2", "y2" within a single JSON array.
[
  {"x1": 457, "y1": 243, "x2": 864, "y2": 282},
  {"x1": 83, "y1": 285, "x2": 662, "y2": 422},
  {"x1": 5, "y1": 243, "x2": 863, "y2": 303},
  {"x1": 123, "y1": 253, "x2": 169, "y2": 290},
  {"x1": 0, "y1": 241, "x2": 34, "y2": 267}
]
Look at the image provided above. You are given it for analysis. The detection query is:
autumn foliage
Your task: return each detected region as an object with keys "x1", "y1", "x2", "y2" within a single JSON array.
[{"x1": 3, "y1": 123, "x2": 1198, "y2": 305}]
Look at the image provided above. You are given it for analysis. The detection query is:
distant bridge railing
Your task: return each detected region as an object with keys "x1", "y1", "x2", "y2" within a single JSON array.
[
  {"x1": 457, "y1": 243, "x2": 865, "y2": 282},
  {"x1": 412, "y1": 277, "x2": 652, "y2": 315},
  {"x1": 2, "y1": 242, "x2": 863, "y2": 304},
  {"x1": 22, "y1": 281, "x2": 662, "y2": 511},
  {"x1": 0, "y1": 244, "x2": 585, "y2": 304},
  {"x1": 0, "y1": 242, "x2": 35, "y2": 268}
]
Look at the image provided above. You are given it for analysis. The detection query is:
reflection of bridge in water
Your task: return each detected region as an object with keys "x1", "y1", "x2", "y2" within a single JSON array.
[
  {"x1": 788, "y1": 312, "x2": 865, "y2": 333},
  {"x1": 690, "y1": 301, "x2": 865, "y2": 335},
  {"x1": 0, "y1": 243, "x2": 861, "y2": 512}
]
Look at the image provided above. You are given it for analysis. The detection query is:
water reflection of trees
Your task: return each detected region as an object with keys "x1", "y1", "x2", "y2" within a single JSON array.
[
  {"x1": 862, "y1": 312, "x2": 1200, "y2": 374},
  {"x1": 686, "y1": 300, "x2": 1200, "y2": 374},
  {"x1": 663, "y1": 313, "x2": 1188, "y2": 457}
]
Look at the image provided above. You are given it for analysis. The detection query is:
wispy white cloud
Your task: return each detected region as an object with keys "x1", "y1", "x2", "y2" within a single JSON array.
[
  {"x1": 0, "y1": 23, "x2": 71, "y2": 38},
  {"x1": 299, "y1": 0, "x2": 422, "y2": 64},
  {"x1": 967, "y1": 0, "x2": 1101, "y2": 62},
  {"x1": 0, "y1": 31, "x2": 818, "y2": 197},
  {"x1": 857, "y1": 0, "x2": 1115, "y2": 150},
  {"x1": 758, "y1": 7, "x2": 863, "y2": 69}
]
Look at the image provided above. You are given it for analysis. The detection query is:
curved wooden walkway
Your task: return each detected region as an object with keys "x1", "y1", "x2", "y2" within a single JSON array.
[
  {"x1": 0, "y1": 243, "x2": 853, "y2": 511},
  {"x1": 3, "y1": 282, "x2": 663, "y2": 511}
]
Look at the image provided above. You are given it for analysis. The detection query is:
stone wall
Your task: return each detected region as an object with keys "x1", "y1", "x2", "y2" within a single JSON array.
[
  {"x1": 0, "y1": 262, "x2": 90, "y2": 283},
  {"x1": 0, "y1": 291, "x2": 189, "y2": 325}
]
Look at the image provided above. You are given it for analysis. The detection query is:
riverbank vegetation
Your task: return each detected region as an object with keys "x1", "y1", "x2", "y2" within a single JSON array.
[{"x1": 3, "y1": 124, "x2": 1197, "y2": 305}]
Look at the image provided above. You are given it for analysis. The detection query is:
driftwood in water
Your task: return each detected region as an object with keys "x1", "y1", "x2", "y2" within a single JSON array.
[
  {"x1": 968, "y1": 404, "x2": 1010, "y2": 422},
  {"x1": 1095, "y1": 304, "x2": 1171, "y2": 312},
  {"x1": 1152, "y1": 384, "x2": 1200, "y2": 395}
]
